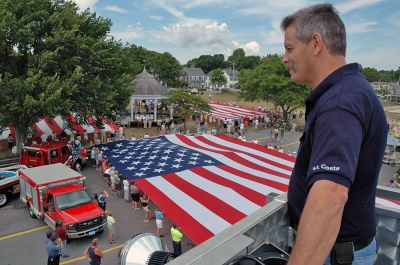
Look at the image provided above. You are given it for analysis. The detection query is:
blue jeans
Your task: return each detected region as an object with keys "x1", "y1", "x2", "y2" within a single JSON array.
[{"x1": 324, "y1": 238, "x2": 376, "y2": 265}]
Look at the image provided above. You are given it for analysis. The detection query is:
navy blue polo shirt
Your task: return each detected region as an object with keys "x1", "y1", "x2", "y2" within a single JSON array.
[{"x1": 288, "y1": 63, "x2": 388, "y2": 242}]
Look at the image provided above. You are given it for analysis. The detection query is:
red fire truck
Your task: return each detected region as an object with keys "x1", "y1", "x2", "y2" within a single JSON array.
[
  {"x1": 19, "y1": 163, "x2": 106, "y2": 238},
  {"x1": 19, "y1": 141, "x2": 87, "y2": 171}
]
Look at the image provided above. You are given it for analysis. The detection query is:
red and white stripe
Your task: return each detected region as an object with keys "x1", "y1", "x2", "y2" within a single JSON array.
[
  {"x1": 208, "y1": 103, "x2": 266, "y2": 120},
  {"x1": 135, "y1": 134, "x2": 400, "y2": 245}
]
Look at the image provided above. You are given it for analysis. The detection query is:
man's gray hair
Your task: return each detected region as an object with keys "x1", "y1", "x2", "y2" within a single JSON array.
[{"x1": 281, "y1": 3, "x2": 346, "y2": 56}]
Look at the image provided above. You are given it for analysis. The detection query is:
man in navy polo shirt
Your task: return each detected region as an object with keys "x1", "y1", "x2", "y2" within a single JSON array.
[{"x1": 281, "y1": 3, "x2": 387, "y2": 265}]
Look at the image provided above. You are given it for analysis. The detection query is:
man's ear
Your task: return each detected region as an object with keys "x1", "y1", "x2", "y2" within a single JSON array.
[{"x1": 310, "y1": 33, "x2": 323, "y2": 55}]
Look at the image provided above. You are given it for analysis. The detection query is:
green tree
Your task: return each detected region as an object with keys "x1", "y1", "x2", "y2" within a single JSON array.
[
  {"x1": 240, "y1": 54, "x2": 309, "y2": 119},
  {"x1": 0, "y1": 0, "x2": 133, "y2": 149},
  {"x1": 227, "y1": 48, "x2": 261, "y2": 70},
  {"x1": 148, "y1": 52, "x2": 182, "y2": 87},
  {"x1": 186, "y1": 54, "x2": 228, "y2": 74},
  {"x1": 362, "y1": 67, "x2": 381, "y2": 82},
  {"x1": 210, "y1": 68, "x2": 227, "y2": 89},
  {"x1": 163, "y1": 88, "x2": 210, "y2": 130}
]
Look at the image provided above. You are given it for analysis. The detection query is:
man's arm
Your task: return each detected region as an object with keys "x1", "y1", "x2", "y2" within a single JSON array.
[
  {"x1": 94, "y1": 247, "x2": 104, "y2": 257},
  {"x1": 288, "y1": 180, "x2": 348, "y2": 265}
]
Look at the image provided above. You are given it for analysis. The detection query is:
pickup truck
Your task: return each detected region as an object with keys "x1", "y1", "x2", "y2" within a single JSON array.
[{"x1": 19, "y1": 163, "x2": 106, "y2": 238}]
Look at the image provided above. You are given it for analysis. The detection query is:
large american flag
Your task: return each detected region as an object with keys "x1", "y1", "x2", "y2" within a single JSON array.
[{"x1": 98, "y1": 134, "x2": 400, "y2": 245}]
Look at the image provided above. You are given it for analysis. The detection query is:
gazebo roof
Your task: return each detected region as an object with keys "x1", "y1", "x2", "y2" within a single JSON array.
[{"x1": 131, "y1": 68, "x2": 167, "y2": 99}]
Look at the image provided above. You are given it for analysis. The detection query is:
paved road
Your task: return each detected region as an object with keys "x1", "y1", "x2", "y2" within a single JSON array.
[{"x1": 0, "y1": 165, "x2": 194, "y2": 265}]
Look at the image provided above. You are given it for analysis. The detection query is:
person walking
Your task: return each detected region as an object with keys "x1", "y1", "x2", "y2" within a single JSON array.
[
  {"x1": 55, "y1": 221, "x2": 69, "y2": 258},
  {"x1": 170, "y1": 224, "x2": 183, "y2": 256},
  {"x1": 130, "y1": 181, "x2": 140, "y2": 210},
  {"x1": 123, "y1": 177, "x2": 130, "y2": 202},
  {"x1": 47, "y1": 234, "x2": 61, "y2": 265},
  {"x1": 281, "y1": 4, "x2": 387, "y2": 265},
  {"x1": 106, "y1": 211, "x2": 116, "y2": 244},
  {"x1": 84, "y1": 238, "x2": 103, "y2": 265},
  {"x1": 140, "y1": 193, "x2": 150, "y2": 222},
  {"x1": 154, "y1": 207, "x2": 164, "y2": 237}
]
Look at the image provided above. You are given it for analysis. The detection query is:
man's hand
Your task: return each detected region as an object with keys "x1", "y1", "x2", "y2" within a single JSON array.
[{"x1": 288, "y1": 180, "x2": 348, "y2": 265}]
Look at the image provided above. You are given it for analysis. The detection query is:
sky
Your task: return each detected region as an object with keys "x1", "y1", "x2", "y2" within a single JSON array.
[{"x1": 73, "y1": 0, "x2": 400, "y2": 70}]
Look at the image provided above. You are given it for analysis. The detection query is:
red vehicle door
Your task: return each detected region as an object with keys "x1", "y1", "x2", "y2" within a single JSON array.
[{"x1": 43, "y1": 193, "x2": 58, "y2": 230}]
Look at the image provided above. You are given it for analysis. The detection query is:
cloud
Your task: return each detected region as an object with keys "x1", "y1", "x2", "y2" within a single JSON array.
[
  {"x1": 346, "y1": 21, "x2": 378, "y2": 34},
  {"x1": 349, "y1": 46, "x2": 400, "y2": 70},
  {"x1": 72, "y1": 0, "x2": 98, "y2": 10},
  {"x1": 238, "y1": 0, "x2": 307, "y2": 16},
  {"x1": 150, "y1": 15, "x2": 163, "y2": 21},
  {"x1": 243, "y1": 41, "x2": 261, "y2": 55},
  {"x1": 336, "y1": 0, "x2": 382, "y2": 14},
  {"x1": 111, "y1": 25, "x2": 145, "y2": 41},
  {"x1": 162, "y1": 21, "x2": 234, "y2": 48},
  {"x1": 150, "y1": 0, "x2": 184, "y2": 18},
  {"x1": 104, "y1": 5, "x2": 126, "y2": 13}
]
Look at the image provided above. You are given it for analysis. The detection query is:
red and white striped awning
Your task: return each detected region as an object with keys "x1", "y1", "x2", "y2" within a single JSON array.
[{"x1": 0, "y1": 115, "x2": 118, "y2": 140}]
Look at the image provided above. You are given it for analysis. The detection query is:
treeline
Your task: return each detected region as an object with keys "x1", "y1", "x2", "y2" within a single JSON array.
[
  {"x1": 185, "y1": 48, "x2": 261, "y2": 73},
  {"x1": 362, "y1": 67, "x2": 400, "y2": 83}
]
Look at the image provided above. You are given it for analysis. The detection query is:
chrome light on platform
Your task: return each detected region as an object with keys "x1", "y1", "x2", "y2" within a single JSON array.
[{"x1": 119, "y1": 233, "x2": 177, "y2": 265}]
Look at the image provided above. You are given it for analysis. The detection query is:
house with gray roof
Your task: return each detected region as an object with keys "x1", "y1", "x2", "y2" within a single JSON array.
[{"x1": 180, "y1": 67, "x2": 207, "y2": 89}]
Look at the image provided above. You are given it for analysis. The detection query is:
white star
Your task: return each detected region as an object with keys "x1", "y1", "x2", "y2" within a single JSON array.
[
  {"x1": 112, "y1": 155, "x2": 120, "y2": 158},
  {"x1": 161, "y1": 156, "x2": 170, "y2": 161},
  {"x1": 135, "y1": 172, "x2": 145, "y2": 177},
  {"x1": 143, "y1": 147, "x2": 151, "y2": 150},
  {"x1": 204, "y1": 160, "x2": 213, "y2": 163},
  {"x1": 131, "y1": 161, "x2": 141, "y2": 165},
  {"x1": 190, "y1": 156, "x2": 199, "y2": 161},
  {"x1": 174, "y1": 158, "x2": 183, "y2": 163},
  {"x1": 148, "y1": 155, "x2": 157, "y2": 160},
  {"x1": 116, "y1": 143, "x2": 123, "y2": 148},
  {"x1": 140, "y1": 166, "x2": 150, "y2": 171},
  {"x1": 152, "y1": 150, "x2": 160, "y2": 154},
  {"x1": 164, "y1": 149, "x2": 173, "y2": 154},
  {"x1": 158, "y1": 162, "x2": 167, "y2": 167},
  {"x1": 101, "y1": 146, "x2": 109, "y2": 151},
  {"x1": 120, "y1": 160, "x2": 128, "y2": 164},
  {"x1": 188, "y1": 161, "x2": 198, "y2": 165},
  {"x1": 140, "y1": 151, "x2": 149, "y2": 155},
  {"x1": 126, "y1": 166, "x2": 136, "y2": 170},
  {"x1": 177, "y1": 153, "x2": 185, "y2": 157},
  {"x1": 172, "y1": 164, "x2": 182, "y2": 169},
  {"x1": 136, "y1": 155, "x2": 144, "y2": 160},
  {"x1": 192, "y1": 153, "x2": 200, "y2": 156},
  {"x1": 153, "y1": 168, "x2": 164, "y2": 173},
  {"x1": 125, "y1": 155, "x2": 133, "y2": 159},
  {"x1": 144, "y1": 161, "x2": 153, "y2": 166}
]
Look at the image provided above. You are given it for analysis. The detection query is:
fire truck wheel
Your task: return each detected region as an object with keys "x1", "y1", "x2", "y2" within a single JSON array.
[
  {"x1": 28, "y1": 204, "x2": 37, "y2": 219},
  {"x1": 0, "y1": 192, "x2": 8, "y2": 207}
]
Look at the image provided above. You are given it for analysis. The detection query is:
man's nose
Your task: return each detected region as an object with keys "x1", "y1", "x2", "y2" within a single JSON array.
[{"x1": 282, "y1": 54, "x2": 289, "y2": 64}]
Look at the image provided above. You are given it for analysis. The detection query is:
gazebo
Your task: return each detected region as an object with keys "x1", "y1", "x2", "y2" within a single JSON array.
[{"x1": 128, "y1": 68, "x2": 169, "y2": 123}]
